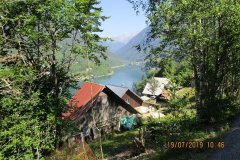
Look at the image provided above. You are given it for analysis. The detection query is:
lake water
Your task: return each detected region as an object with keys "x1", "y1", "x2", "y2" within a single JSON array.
[
  {"x1": 70, "y1": 65, "x2": 145, "y2": 95},
  {"x1": 94, "y1": 64, "x2": 145, "y2": 89}
]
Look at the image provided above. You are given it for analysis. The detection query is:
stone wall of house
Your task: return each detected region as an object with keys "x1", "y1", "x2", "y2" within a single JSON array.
[{"x1": 76, "y1": 92, "x2": 130, "y2": 139}]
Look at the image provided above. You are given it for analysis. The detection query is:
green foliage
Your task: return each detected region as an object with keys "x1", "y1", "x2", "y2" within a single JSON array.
[
  {"x1": 133, "y1": 76, "x2": 148, "y2": 95},
  {"x1": 0, "y1": 0, "x2": 107, "y2": 158},
  {"x1": 167, "y1": 96, "x2": 189, "y2": 118},
  {"x1": 69, "y1": 52, "x2": 124, "y2": 78},
  {"x1": 130, "y1": 0, "x2": 240, "y2": 122},
  {"x1": 148, "y1": 77, "x2": 160, "y2": 95},
  {"x1": 134, "y1": 57, "x2": 192, "y2": 96},
  {"x1": 202, "y1": 98, "x2": 240, "y2": 122},
  {"x1": 164, "y1": 87, "x2": 196, "y2": 120},
  {"x1": 144, "y1": 115, "x2": 231, "y2": 159},
  {"x1": 146, "y1": 56, "x2": 192, "y2": 87},
  {"x1": 0, "y1": 67, "x2": 56, "y2": 159}
]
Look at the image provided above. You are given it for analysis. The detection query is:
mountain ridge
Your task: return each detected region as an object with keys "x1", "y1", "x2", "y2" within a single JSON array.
[{"x1": 115, "y1": 27, "x2": 150, "y2": 62}]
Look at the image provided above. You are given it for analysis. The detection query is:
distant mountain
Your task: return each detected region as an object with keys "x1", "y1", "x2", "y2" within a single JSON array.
[
  {"x1": 115, "y1": 27, "x2": 151, "y2": 62},
  {"x1": 101, "y1": 41, "x2": 125, "y2": 53}
]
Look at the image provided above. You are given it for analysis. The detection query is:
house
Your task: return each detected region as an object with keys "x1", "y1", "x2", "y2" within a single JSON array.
[
  {"x1": 142, "y1": 77, "x2": 171, "y2": 100},
  {"x1": 106, "y1": 85, "x2": 143, "y2": 108},
  {"x1": 62, "y1": 82, "x2": 139, "y2": 139}
]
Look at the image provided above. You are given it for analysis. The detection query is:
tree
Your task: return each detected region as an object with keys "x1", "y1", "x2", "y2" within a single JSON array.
[
  {"x1": 0, "y1": 0, "x2": 107, "y2": 158},
  {"x1": 148, "y1": 77, "x2": 159, "y2": 96},
  {"x1": 0, "y1": 67, "x2": 57, "y2": 159},
  {"x1": 129, "y1": 0, "x2": 240, "y2": 121}
]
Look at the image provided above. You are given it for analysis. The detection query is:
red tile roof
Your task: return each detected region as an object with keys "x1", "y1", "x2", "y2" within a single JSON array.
[{"x1": 62, "y1": 82, "x2": 105, "y2": 119}]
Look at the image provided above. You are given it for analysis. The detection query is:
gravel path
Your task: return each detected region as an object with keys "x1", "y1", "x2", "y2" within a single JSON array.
[{"x1": 208, "y1": 116, "x2": 240, "y2": 160}]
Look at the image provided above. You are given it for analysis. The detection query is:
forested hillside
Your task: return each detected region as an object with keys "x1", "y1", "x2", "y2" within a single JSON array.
[
  {"x1": 63, "y1": 51, "x2": 125, "y2": 78},
  {"x1": 58, "y1": 36, "x2": 125, "y2": 78}
]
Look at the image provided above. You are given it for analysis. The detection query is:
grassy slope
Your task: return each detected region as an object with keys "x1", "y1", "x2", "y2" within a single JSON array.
[{"x1": 90, "y1": 130, "x2": 138, "y2": 159}]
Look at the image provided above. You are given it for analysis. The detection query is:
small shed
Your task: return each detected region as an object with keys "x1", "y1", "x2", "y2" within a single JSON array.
[{"x1": 106, "y1": 85, "x2": 143, "y2": 108}]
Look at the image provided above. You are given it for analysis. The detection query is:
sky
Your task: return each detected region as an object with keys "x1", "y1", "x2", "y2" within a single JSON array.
[{"x1": 98, "y1": 0, "x2": 147, "y2": 43}]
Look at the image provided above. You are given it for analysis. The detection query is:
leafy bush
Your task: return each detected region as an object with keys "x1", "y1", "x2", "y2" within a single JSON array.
[
  {"x1": 203, "y1": 98, "x2": 240, "y2": 122},
  {"x1": 0, "y1": 67, "x2": 56, "y2": 159}
]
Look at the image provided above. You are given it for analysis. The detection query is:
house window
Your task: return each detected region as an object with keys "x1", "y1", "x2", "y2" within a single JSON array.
[{"x1": 125, "y1": 98, "x2": 130, "y2": 104}]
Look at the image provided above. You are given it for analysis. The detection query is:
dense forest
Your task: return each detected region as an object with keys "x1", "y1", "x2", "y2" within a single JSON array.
[
  {"x1": 1, "y1": 0, "x2": 240, "y2": 159},
  {"x1": 129, "y1": 0, "x2": 240, "y2": 158},
  {"x1": 131, "y1": 0, "x2": 240, "y2": 122},
  {"x1": 0, "y1": 0, "x2": 107, "y2": 159}
]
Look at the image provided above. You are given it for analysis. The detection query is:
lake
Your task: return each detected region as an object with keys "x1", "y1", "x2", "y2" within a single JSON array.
[
  {"x1": 70, "y1": 65, "x2": 145, "y2": 95},
  {"x1": 94, "y1": 64, "x2": 145, "y2": 89}
]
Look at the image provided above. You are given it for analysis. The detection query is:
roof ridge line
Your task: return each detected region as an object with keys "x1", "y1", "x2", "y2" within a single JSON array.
[{"x1": 106, "y1": 84, "x2": 128, "y2": 88}]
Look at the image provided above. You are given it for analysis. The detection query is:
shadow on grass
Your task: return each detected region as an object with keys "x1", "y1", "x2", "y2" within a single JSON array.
[{"x1": 90, "y1": 130, "x2": 138, "y2": 158}]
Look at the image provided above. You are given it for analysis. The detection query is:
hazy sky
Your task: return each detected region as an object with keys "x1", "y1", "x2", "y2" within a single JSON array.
[{"x1": 98, "y1": 0, "x2": 147, "y2": 42}]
